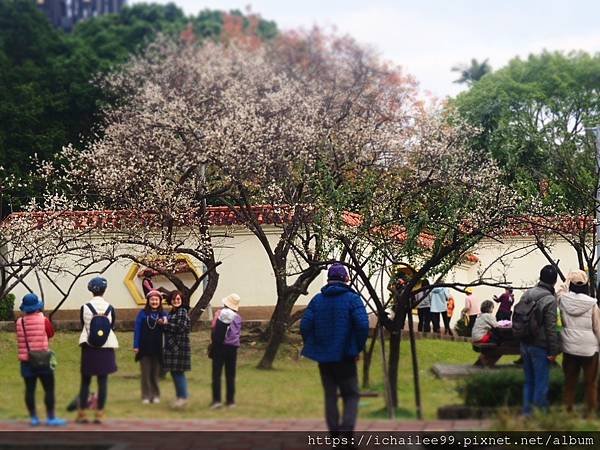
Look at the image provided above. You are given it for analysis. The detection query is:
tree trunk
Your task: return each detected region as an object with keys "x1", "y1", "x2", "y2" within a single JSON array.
[
  {"x1": 258, "y1": 265, "x2": 322, "y2": 369},
  {"x1": 362, "y1": 326, "x2": 378, "y2": 389},
  {"x1": 406, "y1": 301, "x2": 423, "y2": 419},
  {"x1": 257, "y1": 296, "x2": 296, "y2": 369},
  {"x1": 387, "y1": 330, "x2": 401, "y2": 408},
  {"x1": 189, "y1": 268, "x2": 220, "y2": 325}
]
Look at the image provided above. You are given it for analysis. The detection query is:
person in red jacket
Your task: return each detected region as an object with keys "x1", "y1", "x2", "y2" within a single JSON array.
[{"x1": 15, "y1": 293, "x2": 66, "y2": 426}]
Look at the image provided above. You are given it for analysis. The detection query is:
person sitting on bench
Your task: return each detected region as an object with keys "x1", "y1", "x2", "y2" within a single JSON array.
[{"x1": 472, "y1": 300, "x2": 501, "y2": 344}]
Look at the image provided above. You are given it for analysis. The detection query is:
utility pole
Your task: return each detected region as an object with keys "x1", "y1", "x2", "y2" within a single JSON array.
[{"x1": 591, "y1": 127, "x2": 600, "y2": 294}]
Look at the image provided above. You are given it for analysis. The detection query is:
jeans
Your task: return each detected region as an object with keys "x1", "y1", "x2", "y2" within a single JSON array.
[
  {"x1": 521, "y1": 343, "x2": 550, "y2": 415},
  {"x1": 318, "y1": 360, "x2": 360, "y2": 434},
  {"x1": 171, "y1": 371, "x2": 188, "y2": 399}
]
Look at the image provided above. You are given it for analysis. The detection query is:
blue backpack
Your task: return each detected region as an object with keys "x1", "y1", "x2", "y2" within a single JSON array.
[{"x1": 86, "y1": 303, "x2": 113, "y2": 347}]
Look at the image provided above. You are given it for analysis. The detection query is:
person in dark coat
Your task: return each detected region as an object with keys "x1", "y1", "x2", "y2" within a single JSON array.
[
  {"x1": 159, "y1": 290, "x2": 191, "y2": 408},
  {"x1": 300, "y1": 263, "x2": 369, "y2": 440},
  {"x1": 133, "y1": 290, "x2": 167, "y2": 404},
  {"x1": 210, "y1": 293, "x2": 242, "y2": 409},
  {"x1": 518, "y1": 265, "x2": 560, "y2": 416}
]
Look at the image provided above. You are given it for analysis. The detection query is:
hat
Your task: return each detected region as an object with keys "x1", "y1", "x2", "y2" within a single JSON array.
[
  {"x1": 327, "y1": 263, "x2": 348, "y2": 282},
  {"x1": 20, "y1": 293, "x2": 44, "y2": 313},
  {"x1": 465, "y1": 287, "x2": 474, "y2": 294},
  {"x1": 567, "y1": 270, "x2": 588, "y2": 285},
  {"x1": 222, "y1": 293, "x2": 240, "y2": 312},
  {"x1": 88, "y1": 276, "x2": 108, "y2": 295},
  {"x1": 146, "y1": 289, "x2": 162, "y2": 300}
]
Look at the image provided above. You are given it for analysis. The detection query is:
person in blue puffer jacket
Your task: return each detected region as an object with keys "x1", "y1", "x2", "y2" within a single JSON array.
[{"x1": 300, "y1": 263, "x2": 369, "y2": 439}]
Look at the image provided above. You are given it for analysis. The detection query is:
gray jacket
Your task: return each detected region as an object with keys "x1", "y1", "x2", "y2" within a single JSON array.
[{"x1": 519, "y1": 281, "x2": 560, "y2": 356}]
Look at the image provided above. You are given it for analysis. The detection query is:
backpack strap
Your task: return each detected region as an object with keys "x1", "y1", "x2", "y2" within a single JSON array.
[
  {"x1": 86, "y1": 303, "x2": 98, "y2": 316},
  {"x1": 103, "y1": 305, "x2": 112, "y2": 316}
]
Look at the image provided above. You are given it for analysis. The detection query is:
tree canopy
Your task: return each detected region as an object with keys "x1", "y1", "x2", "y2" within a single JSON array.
[
  {"x1": 0, "y1": 0, "x2": 278, "y2": 212},
  {"x1": 453, "y1": 51, "x2": 600, "y2": 198}
]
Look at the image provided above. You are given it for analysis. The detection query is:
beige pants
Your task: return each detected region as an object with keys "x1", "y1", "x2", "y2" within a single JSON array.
[{"x1": 140, "y1": 355, "x2": 161, "y2": 400}]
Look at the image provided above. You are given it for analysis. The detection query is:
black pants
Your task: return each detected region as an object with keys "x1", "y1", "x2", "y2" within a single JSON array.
[
  {"x1": 318, "y1": 360, "x2": 360, "y2": 434},
  {"x1": 212, "y1": 345, "x2": 237, "y2": 404},
  {"x1": 496, "y1": 310, "x2": 512, "y2": 321},
  {"x1": 24, "y1": 373, "x2": 55, "y2": 418},
  {"x1": 430, "y1": 311, "x2": 452, "y2": 335},
  {"x1": 467, "y1": 315, "x2": 478, "y2": 337},
  {"x1": 80, "y1": 375, "x2": 108, "y2": 410},
  {"x1": 417, "y1": 308, "x2": 431, "y2": 332},
  {"x1": 397, "y1": 304, "x2": 409, "y2": 330}
]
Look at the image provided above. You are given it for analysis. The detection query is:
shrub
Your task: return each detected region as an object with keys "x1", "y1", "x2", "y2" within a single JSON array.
[
  {"x1": 0, "y1": 293, "x2": 15, "y2": 321},
  {"x1": 459, "y1": 369, "x2": 583, "y2": 408}
]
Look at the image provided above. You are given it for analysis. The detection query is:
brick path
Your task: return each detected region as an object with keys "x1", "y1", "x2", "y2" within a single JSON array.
[{"x1": 0, "y1": 418, "x2": 490, "y2": 431}]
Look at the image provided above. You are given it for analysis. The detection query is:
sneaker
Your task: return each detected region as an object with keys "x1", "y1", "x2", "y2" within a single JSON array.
[
  {"x1": 46, "y1": 417, "x2": 67, "y2": 427},
  {"x1": 142, "y1": 399, "x2": 151, "y2": 404},
  {"x1": 30, "y1": 416, "x2": 40, "y2": 427},
  {"x1": 209, "y1": 402, "x2": 223, "y2": 409},
  {"x1": 152, "y1": 397, "x2": 160, "y2": 404},
  {"x1": 226, "y1": 403, "x2": 236, "y2": 409},
  {"x1": 172, "y1": 398, "x2": 188, "y2": 409}
]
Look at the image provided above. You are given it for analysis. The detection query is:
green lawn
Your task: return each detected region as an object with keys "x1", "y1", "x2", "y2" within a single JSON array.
[{"x1": 0, "y1": 330, "x2": 475, "y2": 420}]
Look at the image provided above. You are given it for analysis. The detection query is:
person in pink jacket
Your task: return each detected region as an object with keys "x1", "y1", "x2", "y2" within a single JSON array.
[{"x1": 15, "y1": 293, "x2": 66, "y2": 426}]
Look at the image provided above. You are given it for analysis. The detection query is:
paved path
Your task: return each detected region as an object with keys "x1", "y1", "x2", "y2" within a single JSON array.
[
  {"x1": 0, "y1": 418, "x2": 490, "y2": 431},
  {"x1": 0, "y1": 420, "x2": 491, "y2": 449}
]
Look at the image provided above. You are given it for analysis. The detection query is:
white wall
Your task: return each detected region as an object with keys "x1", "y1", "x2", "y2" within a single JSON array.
[
  {"x1": 10, "y1": 225, "x2": 326, "y2": 311},
  {"x1": 9, "y1": 230, "x2": 583, "y2": 321}
]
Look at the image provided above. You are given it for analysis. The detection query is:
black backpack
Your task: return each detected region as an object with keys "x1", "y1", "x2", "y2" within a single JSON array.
[
  {"x1": 512, "y1": 295, "x2": 540, "y2": 341},
  {"x1": 86, "y1": 303, "x2": 113, "y2": 348}
]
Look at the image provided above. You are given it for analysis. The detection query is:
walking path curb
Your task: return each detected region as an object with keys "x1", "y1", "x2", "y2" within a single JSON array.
[{"x1": 0, "y1": 418, "x2": 491, "y2": 431}]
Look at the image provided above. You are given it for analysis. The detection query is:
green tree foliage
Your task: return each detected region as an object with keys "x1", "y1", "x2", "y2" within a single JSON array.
[
  {"x1": 451, "y1": 57, "x2": 492, "y2": 85},
  {"x1": 453, "y1": 51, "x2": 600, "y2": 205},
  {"x1": 0, "y1": 1, "x2": 278, "y2": 210},
  {"x1": 0, "y1": 0, "x2": 86, "y2": 182}
]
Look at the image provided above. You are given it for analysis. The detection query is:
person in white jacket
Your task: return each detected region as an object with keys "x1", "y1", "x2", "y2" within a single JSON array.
[
  {"x1": 76, "y1": 277, "x2": 119, "y2": 424},
  {"x1": 557, "y1": 270, "x2": 600, "y2": 416}
]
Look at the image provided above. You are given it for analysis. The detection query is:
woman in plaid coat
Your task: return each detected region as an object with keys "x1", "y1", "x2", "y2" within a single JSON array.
[{"x1": 159, "y1": 290, "x2": 191, "y2": 408}]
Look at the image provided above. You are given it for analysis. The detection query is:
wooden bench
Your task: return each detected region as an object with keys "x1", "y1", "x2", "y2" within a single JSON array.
[{"x1": 472, "y1": 342, "x2": 520, "y2": 367}]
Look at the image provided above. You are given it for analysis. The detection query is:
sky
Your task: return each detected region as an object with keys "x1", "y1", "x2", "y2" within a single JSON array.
[{"x1": 130, "y1": 0, "x2": 600, "y2": 98}]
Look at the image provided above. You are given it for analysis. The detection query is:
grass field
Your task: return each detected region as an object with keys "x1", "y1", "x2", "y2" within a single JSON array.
[{"x1": 0, "y1": 330, "x2": 475, "y2": 421}]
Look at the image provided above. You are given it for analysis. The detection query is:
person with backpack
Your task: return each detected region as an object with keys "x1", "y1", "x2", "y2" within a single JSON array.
[
  {"x1": 209, "y1": 293, "x2": 242, "y2": 409},
  {"x1": 300, "y1": 263, "x2": 369, "y2": 440},
  {"x1": 557, "y1": 270, "x2": 600, "y2": 416},
  {"x1": 512, "y1": 265, "x2": 560, "y2": 416},
  {"x1": 159, "y1": 290, "x2": 192, "y2": 409},
  {"x1": 76, "y1": 276, "x2": 119, "y2": 424},
  {"x1": 15, "y1": 293, "x2": 67, "y2": 426},
  {"x1": 133, "y1": 289, "x2": 167, "y2": 404}
]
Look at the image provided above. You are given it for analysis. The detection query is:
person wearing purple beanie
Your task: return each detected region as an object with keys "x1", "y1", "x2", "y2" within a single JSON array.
[{"x1": 300, "y1": 263, "x2": 369, "y2": 441}]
